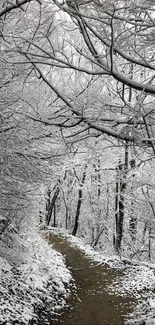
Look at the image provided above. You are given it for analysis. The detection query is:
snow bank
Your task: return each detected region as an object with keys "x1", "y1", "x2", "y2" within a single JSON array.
[{"x1": 0, "y1": 224, "x2": 73, "y2": 324}]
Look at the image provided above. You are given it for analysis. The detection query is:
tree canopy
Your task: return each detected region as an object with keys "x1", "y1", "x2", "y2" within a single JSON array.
[{"x1": 1, "y1": 0, "x2": 155, "y2": 257}]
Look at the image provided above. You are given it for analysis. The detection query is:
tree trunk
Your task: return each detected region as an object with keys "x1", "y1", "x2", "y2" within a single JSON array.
[
  {"x1": 148, "y1": 225, "x2": 151, "y2": 261},
  {"x1": 45, "y1": 189, "x2": 51, "y2": 224},
  {"x1": 47, "y1": 186, "x2": 60, "y2": 226},
  {"x1": 72, "y1": 165, "x2": 87, "y2": 236},
  {"x1": 114, "y1": 170, "x2": 119, "y2": 248},
  {"x1": 92, "y1": 226, "x2": 106, "y2": 248},
  {"x1": 53, "y1": 201, "x2": 56, "y2": 227},
  {"x1": 129, "y1": 159, "x2": 136, "y2": 241},
  {"x1": 142, "y1": 186, "x2": 155, "y2": 261},
  {"x1": 114, "y1": 143, "x2": 128, "y2": 254},
  {"x1": 115, "y1": 180, "x2": 126, "y2": 253}
]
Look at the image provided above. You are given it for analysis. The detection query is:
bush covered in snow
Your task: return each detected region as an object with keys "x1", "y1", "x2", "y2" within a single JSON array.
[
  {"x1": 125, "y1": 298, "x2": 155, "y2": 325},
  {"x1": 0, "y1": 222, "x2": 73, "y2": 325}
]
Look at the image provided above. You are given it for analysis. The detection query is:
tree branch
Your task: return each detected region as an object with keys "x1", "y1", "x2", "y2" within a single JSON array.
[{"x1": 0, "y1": 0, "x2": 39, "y2": 18}]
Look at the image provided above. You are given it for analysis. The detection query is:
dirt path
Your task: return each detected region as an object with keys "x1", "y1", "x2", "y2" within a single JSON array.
[{"x1": 48, "y1": 233, "x2": 135, "y2": 325}]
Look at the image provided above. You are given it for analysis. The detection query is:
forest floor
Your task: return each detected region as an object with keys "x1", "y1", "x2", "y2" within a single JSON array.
[
  {"x1": 48, "y1": 234, "x2": 135, "y2": 325},
  {"x1": 1, "y1": 223, "x2": 155, "y2": 324},
  {"x1": 45, "y1": 228, "x2": 155, "y2": 325},
  {"x1": 45, "y1": 232, "x2": 136, "y2": 325}
]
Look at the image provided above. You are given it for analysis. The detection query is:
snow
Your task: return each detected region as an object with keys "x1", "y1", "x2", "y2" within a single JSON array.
[
  {"x1": 49, "y1": 227, "x2": 155, "y2": 325},
  {"x1": 125, "y1": 298, "x2": 155, "y2": 325},
  {"x1": 2, "y1": 220, "x2": 155, "y2": 325},
  {"x1": 0, "y1": 222, "x2": 73, "y2": 325},
  {"x1": 109, "y1": 266, "x2": 155, "y2": 298},
  {"x1": 48, "y1": 227, "x2": 127, "y2": 268}
]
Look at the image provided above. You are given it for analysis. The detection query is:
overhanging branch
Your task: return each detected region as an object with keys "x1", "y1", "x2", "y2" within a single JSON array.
[{"x1": 0, "y1": 0, "x2": 39, "y2": 18}]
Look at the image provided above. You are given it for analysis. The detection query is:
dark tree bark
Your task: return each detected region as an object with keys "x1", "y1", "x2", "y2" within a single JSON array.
[
  {"x1": 45, "y1": 189, "x2": 51, "y2": 224},
  {"x1": 129, "y1": 159, "x2": 137, "y2": 241},
  {"x1": 46, "y1": 172, "x2": 68, "y2": 227},
  {"x1": 142, "y1": 186, "x2": 155, "y2": 261},
  {"x1": 72, "y1": 165, "x2": 87, "y2": 236},
  {"x1": 114, "y1": 143, "x2": 128, "y2": 254},
  {"x1": 92, "y1": 227, "x2": 106, "y2": 248},
  {"x1": 62, "y1": 190, "x2": 69, "y2": 230},
  {"x1": 53, "y1": 200, "x2": 56, "y2": 227},
  {"x1": 46, "y1": 186, "x2": 60, "y2": 226},
  {"x1": 114, "y1": 169, "x2": 119, "y2": 248}
]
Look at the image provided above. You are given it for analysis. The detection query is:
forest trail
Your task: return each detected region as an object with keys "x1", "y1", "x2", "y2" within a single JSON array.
[{"x1": 47, "y1": 233, "x2": 135, "y2": 325}]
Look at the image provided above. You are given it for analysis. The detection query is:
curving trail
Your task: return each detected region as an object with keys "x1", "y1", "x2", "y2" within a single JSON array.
[{"x1": 48, "y1": 233, "x2": 135, "y2": 325}]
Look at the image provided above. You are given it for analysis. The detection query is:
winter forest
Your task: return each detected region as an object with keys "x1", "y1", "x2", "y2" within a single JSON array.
[{"x1": 1, "y1": 0, "x2": 155, "y2": 324}]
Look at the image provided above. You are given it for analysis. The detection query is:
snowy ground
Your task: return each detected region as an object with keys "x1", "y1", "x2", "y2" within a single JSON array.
[
  {"x1": 0, "y1": 222, "x2": 73, "y2": 325},
  {"x1": 2, "y1": 220, "x2": 155, "y2": 325},
  {"x1": 49, "y1": 227, "x2": 155, "y2": 325}
]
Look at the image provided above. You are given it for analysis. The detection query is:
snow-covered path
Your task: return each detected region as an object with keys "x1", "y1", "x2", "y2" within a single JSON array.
[{"x1": 48, "y1": 233, "x2": 135, "y2": 325}]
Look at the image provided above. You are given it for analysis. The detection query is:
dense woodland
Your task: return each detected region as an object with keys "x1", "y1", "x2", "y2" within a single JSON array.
[{"x1": 1, "y1": 0, "x2": 155, "y2": 263}]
